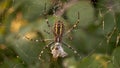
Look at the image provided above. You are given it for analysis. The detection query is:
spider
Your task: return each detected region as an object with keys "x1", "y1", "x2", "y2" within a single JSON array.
[
  {"x1": 24, "y1": 3, "x2": 81, "y2": 61},
  {"x1": 25, "y1": 13, "x2": 80, "y2": 61}
]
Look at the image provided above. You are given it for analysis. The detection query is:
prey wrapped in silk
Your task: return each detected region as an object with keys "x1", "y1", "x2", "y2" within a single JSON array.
[{"x1": 51, "y1": 43, "x2": 68, "y2": 60}]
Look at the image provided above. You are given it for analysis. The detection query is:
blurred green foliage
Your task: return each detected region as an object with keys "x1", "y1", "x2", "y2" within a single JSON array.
[{"x1": 0, "y1": 0, "x2": 120, "y2": 68}]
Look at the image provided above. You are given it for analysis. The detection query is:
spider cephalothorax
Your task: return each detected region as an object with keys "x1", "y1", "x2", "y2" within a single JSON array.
[{"x1": 53, "y1": 20, "x2": 64, "y2": 42}]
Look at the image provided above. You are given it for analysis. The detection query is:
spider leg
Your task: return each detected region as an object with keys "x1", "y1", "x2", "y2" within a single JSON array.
[
  {"x1": 39, "y1": 41, "x2": 54, "y2": 62},
  {"x1": 64, "y1": 12, "x2": 80, "y2": 36},
  {"x1": 62, "y1": 41, "x2": 81, "y2": 59},
  {"x1": 45, "y1": 18, "x2": 51, "y2": 28},
  {"x1": 24, "y1": 36, "x2": 53, "y2": 42},
  {"x1": 43, "y1": 3, "x2": 53, "y2": 34},
  {"x1": 43, "y1": 3, "x2": 51, "y2": 28},
  {"x1": 43, "y1": 29, "x2": 51, "y2": 35}
]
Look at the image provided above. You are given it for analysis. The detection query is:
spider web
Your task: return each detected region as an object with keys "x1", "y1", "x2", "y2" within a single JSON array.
[
  {"x1": 62, "y1": 0, "x2": 120, "y2": 68},
  {"x1": 0, "y1": 0, "x2": 120, "y2": 68}
]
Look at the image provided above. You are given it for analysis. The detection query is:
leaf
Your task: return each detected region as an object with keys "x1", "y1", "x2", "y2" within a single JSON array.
[
  {"x1": 116, "y1": 13, "x2": 120, "y2": 31},
  {"x1": 66, "y1": 1, "x2": 95, "y2": 27},
  {"x1": 79, "y1": 54, "x2": 114, "y2": 68},
  {"x1": 112, "y1": 46, "x2": 120, "y2": 68},
  {"x1": 12, "y1": 0, "x2": 52, "y2": 21},
  {"x1": 63, "y1": 54, "x2": 115, "y2": 68}
]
